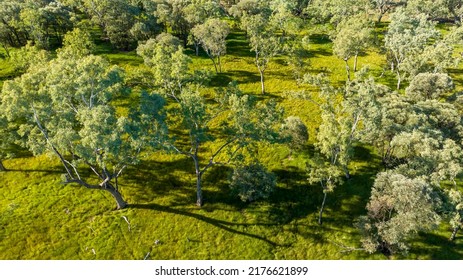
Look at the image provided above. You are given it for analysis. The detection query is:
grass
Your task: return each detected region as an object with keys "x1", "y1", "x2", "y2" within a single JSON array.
[{"x1": 1, "y1": 24, "x2": 462, "y2": 260}]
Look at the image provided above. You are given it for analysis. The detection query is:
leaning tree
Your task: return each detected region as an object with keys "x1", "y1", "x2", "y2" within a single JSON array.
[{"x1": 1, "y1": 39, "x2": 166, "y2": 209}]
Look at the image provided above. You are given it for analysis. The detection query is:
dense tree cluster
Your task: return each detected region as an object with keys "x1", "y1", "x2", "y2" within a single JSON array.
[{"x1": 1, "y1": 0, "x2": 463, "y2": 257}]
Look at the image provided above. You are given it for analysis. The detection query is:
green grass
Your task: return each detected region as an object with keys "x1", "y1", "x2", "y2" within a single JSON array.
[{"x1": 1, "y1": 25, "x2": 463, "y2": 260}]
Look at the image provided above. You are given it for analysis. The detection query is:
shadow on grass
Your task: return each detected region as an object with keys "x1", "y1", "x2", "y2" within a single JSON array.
[
  {"x1": 209, "y1": 73, "x2": 233, "y2": 87},
  {"x1": 412, "y1": 232, "x2": 463, "y2": 259},
  {"x1": 226, "y1": 31, "x2": 253, "y2": 58},
  {"x1": 128, "y1": 202, "x2": 283, "y2": 247},
  {"x1": 228, "y1": 69, "x2": 261, "y2": 84},
  {"x1": 3, "y1": 168, "x2": 63, "y2": 174}
]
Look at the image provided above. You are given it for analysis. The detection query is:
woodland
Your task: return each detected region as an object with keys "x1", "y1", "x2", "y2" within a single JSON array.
[{"x1": 0, "y1": 0, "x2": 463, "y2": 260}]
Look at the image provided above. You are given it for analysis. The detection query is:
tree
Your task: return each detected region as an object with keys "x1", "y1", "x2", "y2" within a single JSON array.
[
  {"x1": 56, "y1": 28, "x2": 95, "y2": 59},
  {"x1": 1, "y1": 52, "x2": 166, "y2": 210},
  {"x1": 82, "y1": 0, "x2": 159, "y2": 50},
  {"x1": 138, "y1": 35, "x2": 285, "y2": 206},
  {"x1": 0, "y1": 116, "x2": 20, "y2": 171},
  {"x1": 332, "y1": 15, "x2": 372, "y2": 81},
  {"x1": 357, "y1": 171, "x2": 441, "y2": 255},
  {"x1": 20, "y1": 1, "x2": 74, "y2": 49},
  {"x1": 169, "y1": 83, "x2": 284, "y2": 206},
  {"x1": 307, "y1": 0, "x2": 370, "y2": 26},
  {"x1": 281, "y1": 116, "x2": 309, "y2": 151},
  {"x1": 191, "y1": 18, "x2": 230, "y2": 73},
  {"x1": 405, "y1": 72, "x2": 454, "y2": 101},
  {"x1": 155, "y1": 0, "x2": 221, "y2": 47},
  {"x1": 0, "y1": 0, "x2": 27, "y2": 53},
  {"x1": 384, "y1": 8, "x2": 440, "y2": 89},
  {"x1": 230, "y1": 162, "x2": 277, "y2": 202},
  {"x1": 446, "y1": 189, "x2": 463, "y2": 241},
  {"x1": 304, "y1": 74, "x2": 385, "y2": 224},
  {"x1": 371, "y1": 0, "x2": 406, "y2": 23},
  {"x1": 243, "y1": 12, "x2": 281, "y2": 94},
  {"x1": 137, "y1": 33, "x2": 192, "y2": 99},
  {"x1": 9, "y1": 41, "x2": 51, "y2": 72}
]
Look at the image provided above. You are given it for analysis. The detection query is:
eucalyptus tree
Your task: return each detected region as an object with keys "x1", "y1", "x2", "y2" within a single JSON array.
[
  {"x1": 384, "y1": 8, "x2": 443, "y2": 89},
  {"x1": 332, "y1": 15, "x2": 372, "y2": 81},
  {"x1": 447, "y1": 189, "x2": 463, "y2": 241},
  {"x1": 357, "y1": 171, "x2": 442, "y2": 255},
  {"x1": 306, "y1": 0, "x2": 370, "y2": 26},
  {"x1": 405, "y1": 72, "x2": 454, "y2": 102},
  {"x1": 56, "y1": 28, "x2": 95, "y2": 59},
  {"x1": 20, "y1": 0, "x2": 74, "y2": 49},
  {"x1": 0, "y1": 116, "x2": 20, "y2": 171},
  {"x1": 182, "y1": 0, "x2": 223, "y2": 54},
  {"x1": 137, "y1": 33, "x2": 192, "y2": 99},
  {"x1": 371, "y1": 0, "x2": 406, "y2": 22},
  {"x1": 0, "y1": 0, "x2": 27, "y2": 52},
  {"x1": 1, "y1": 42, "x2": 166, "y2": 209},
  {"x1": 230, "y1": 162, "x2": 277, "y2": 202},
  {"x1": 82, "y1": 0, "x2": 159, "y2": 50},
  {"x1": 191, "y1": 18, "x2": 230, "y2": 73},
  {"x1": 171, "y1": 84, "x2": 284, "y2": 206},
  {"x1": 10, "y1": 41, "x2": 51, "y2": 72},
  {"x1": 304, "y1": 74, "x2": 388, "y2": 224},
  {"x1": 445, "y1": 0, "x2": 463, "y2": 24},
  {"x1": 281, "y1": 116, "x2": 309, "y2": 151},
  {"x1": 353, "y1": 70, "x2": 463, "y2": 253},
  {"x1": 406, "y1": 0, "x2": 448, "y2": 19},
  {"x1": 138, "y1": 36, "x2": 285, "y2": 206},
  {"x1": 155, "y1": 0, "x2": 221, "y2": 47},
  {"x1": 241, "y1": 9, "x2": 281, "y2": 94}
]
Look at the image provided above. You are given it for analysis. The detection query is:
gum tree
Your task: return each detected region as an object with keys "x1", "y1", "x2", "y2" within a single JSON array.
[
  {"x1": 332, "y1": 15, "x2": 372, "y2": 81},
  {"x1": 191, "y1": 18, "x2": 230, "y2": 73},
  {"x1": 357, "y1": 171, "x2": 441, "y2": 255},
  {"x1": 384, "y1": 8, "x2": 439, "y2": 89},
  {"x1": 138, "y1": 36, "x2": 285, "y2": 206},
  {"x1": 305, "y1": 74, "x2": 388, "y2": 224},
  {"x1": 1, "y1": 37, "x2": 166, "y2": 209}
]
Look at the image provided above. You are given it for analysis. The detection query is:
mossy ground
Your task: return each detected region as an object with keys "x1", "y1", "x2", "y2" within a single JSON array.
[{"x1": 0, "y1": 24, "x2": 462, "y2": 260}]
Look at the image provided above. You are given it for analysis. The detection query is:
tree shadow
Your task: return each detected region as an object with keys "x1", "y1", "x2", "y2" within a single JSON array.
[
  {"x1": 226, "y1": 31, "x2": 253, "y2": 58},
  {"x1": 228, "y1": 69, "x2": 261, "y2": 84},
  {"x1": 2, "y1": 168, "x2": 63, "y2": 174},
  {"x1": 128, "y1": 202, "x2": 285, "y2": 247},
  {"x1": 209, "y1": 73, "x2": 233, "y2": 87},
  {"x1": 411, "y1": 232, "x2": 463, "y2": 259}
]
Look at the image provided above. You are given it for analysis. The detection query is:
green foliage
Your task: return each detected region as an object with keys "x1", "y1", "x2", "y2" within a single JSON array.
[
  {"x1": 191, "y1": 18, "x2": 230, "y2": 72},
  {"x1": 332, "y1": 15, "x2": 372, "y2": 79},
  {"x1": 1, "y1": 53, "x2": 166, "y2": 209},
  {"x1": 406, "y1": 72, "x2": 454, "y2": 101},
  {"x1": 137, "y1": 33, "x2": 192, "y2": 98},
  {"x1": 9, "y1": 41, "x2": 51, "y2": 72},
  {"x1": 57, "y1": 28, "x2": 96, "y2": 59},
  {"x1": 230, "y1": 163, "x2": 277, "y2": 202},
  {"x1": 2, "y1": 1, "x2": 463, "y2": 260},
  {"x1": 357, "y1": 171, "x2": 441, "y2": 255},
  {"x1": 280, "y1": 116, "x2": 309, "y2": 151}
]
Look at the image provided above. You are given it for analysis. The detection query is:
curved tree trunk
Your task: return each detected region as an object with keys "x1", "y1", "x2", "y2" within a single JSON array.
[{"x1": 104, "y1": 183, "x2": 128, "y2": 210}]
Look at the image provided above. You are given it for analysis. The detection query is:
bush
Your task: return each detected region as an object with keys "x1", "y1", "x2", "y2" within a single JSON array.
[
  {"x1": 230, "y1": 163, "x2": 277, "y2": 202},
  {"x1": 281, "y1": 116, "x2": 309, "y2": 151}
]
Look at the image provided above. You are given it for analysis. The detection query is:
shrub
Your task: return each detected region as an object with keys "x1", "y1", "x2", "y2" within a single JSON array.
[{"x1": 230, "y1": 163, "x2": 276, "y2": 202}]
